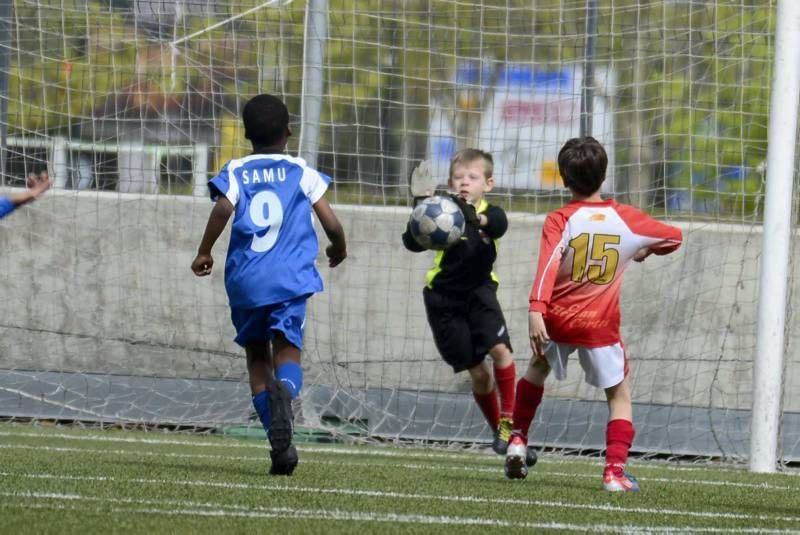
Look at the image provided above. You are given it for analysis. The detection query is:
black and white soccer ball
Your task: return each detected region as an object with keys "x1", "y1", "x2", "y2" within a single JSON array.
[{"x1": 409, "y1": 196, "x2": 466, "y2": 250}]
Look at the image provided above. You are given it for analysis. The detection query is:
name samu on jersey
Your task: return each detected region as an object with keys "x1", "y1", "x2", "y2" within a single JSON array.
[
  {"x1": 239, "y1": 165, "x2": 287, "y2": 185},
  {"x1": 209, "y1": 153, "x2": 330, "y2": 310},
  {"x1": 529, "y1": 199, "x2": 682, "y2": 348}
]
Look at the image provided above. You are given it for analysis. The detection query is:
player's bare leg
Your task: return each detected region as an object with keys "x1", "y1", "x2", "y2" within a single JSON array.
[
  {"x1": 467, "y1": 360, "x2": 494, "y2": 395},
  {"x1": 245, "y1": 343, "x2": 274, "y2": 438},
  {"x1": 603, "y1": 377, "x2": 639, "y2": 491},
  {"x1": 523, "y1": 354, "x2": 550, "y2": 386},
  {"x1": 266, "y1": 333, "x2": 300, "y2": 475},
  {"x1": 488, "y1": 344, "x2": 513, "y2": 369},
  {"x1": 272, "y1": 332, "x2": 301, "y2": 372},
  {"x1": 488, "y1": 344, "x2": 515, "y2": 455},
  {"x1": 245, "y1": 342, "x2": 273, "y2": 396},
  {"x1": 606, "y1": 377, "x2": 633, "y2": 421}
]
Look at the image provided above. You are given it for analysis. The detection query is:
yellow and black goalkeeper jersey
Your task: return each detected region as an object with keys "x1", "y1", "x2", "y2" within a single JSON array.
[{"x1": 402, "y1": 199, "x2": 508, "y2": 295}]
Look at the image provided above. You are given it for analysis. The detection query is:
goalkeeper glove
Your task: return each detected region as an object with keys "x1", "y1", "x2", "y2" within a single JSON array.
[
  {"x1": 410, "y1": 160, "x2": 436, "y2": 206},
  {"x1": 448, "y1": 194, "x2": 480, "y2": 228}
]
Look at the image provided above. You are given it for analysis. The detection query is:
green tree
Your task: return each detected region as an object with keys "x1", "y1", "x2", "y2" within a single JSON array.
[
  {"x1": 5, "y1": 0, "x2": 775, "y2": 215},
  {"x1": 8, "y1": 1, "x2": 137, "y2": 134}
]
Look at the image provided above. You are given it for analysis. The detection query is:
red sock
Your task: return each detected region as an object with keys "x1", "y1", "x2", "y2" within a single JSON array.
[
  {"x1": 473, "y1": 389, "x2": 501, "y2": 431},
  {"x1": 494, "y1": 361, "x2": 516, "y2": 417},
  {"x1": 511, "y1": 377, "x2": 544, "y2": 440},
  {"x1": 605, "y1": 419, "x2": 635, "y2": 476}
]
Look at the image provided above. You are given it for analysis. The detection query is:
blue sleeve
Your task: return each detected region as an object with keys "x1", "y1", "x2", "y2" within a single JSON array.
[{"x1": 0, "y1": 197, "x2": 15, "y2": 219}]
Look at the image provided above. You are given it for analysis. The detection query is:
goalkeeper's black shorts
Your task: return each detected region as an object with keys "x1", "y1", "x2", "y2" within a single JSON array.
[{"x1": 423, "y1": 282, "x2": 513, "y2": 373}]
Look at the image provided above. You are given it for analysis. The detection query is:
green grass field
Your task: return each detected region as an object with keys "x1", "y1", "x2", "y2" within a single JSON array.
[{"x1": 1, "y1": 422, "x2": 798, "y2": 534}]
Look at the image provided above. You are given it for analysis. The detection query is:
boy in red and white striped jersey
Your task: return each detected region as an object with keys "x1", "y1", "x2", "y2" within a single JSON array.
[{"x1": 504, "y1": 137, "x2": 682, "y2": 491}]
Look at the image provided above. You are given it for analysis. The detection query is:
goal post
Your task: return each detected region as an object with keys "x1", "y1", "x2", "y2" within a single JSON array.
[{"x1": 750, "y1": 0, "x2": 800, "y2": 474}]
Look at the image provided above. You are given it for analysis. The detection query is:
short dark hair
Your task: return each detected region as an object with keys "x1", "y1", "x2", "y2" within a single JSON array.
[
  {"x1": 557, "y1": 136, "x2": 607, "y2": 196},
  {"x1": 242, "y1": 94, "x2": 290, "y2": 146},
  {"x1": 449, "y1": 148, "x2": 494, "y2": 179}
]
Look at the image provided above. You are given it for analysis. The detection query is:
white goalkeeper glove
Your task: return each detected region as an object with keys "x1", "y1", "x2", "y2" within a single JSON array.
[{"x1": 410, "y1": 160, "x2": 437, "y2": 206}]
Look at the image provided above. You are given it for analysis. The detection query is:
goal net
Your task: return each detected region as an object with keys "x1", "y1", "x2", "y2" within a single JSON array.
[{"x1": 1, "y1": 0, "x2": 796, "y2": 463}]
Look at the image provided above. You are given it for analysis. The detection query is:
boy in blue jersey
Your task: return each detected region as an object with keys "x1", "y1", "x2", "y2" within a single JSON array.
[
  {"x1": 191, "y1": 94, "x2": 347, "y2": 475},
  {"x1": 0, "y1": 171, "x2": 51, "y2": 219}
]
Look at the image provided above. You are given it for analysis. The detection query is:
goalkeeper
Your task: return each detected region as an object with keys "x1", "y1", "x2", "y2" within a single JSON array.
[
  {"x1": 504, "y1": 137, "x2": 682, "y2": 491},
  {"x1": 191, "y1": 94, "x2": 347, "y2": 476},
  {"x1": 0, "y1": 171, "x2": 51, "y2": 219},
  {"x1": 402, "y1": 148, "x2": 521, "y2": 458}
]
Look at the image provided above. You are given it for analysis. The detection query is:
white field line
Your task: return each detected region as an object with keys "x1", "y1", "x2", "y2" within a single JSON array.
[
  {"x1": 0, "y1": 430, "x2": 491, "y2": 461},
  {"x1": 3, "y1": 470, "x2": 800, "y2": 525},
  {"x1": 0, "y1": 490, "x2": 797, "y2": 534},
  {"x1": 0, "y1": 442, "x2": 798, "y2": 493},
  {"x1": 2, "y1": 430, "x2": 797, "y2": 477}
]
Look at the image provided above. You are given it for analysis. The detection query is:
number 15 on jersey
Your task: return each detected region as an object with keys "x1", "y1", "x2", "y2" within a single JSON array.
[{"x1": 568, "y1": 233, "x2": 621, "y2": 285}]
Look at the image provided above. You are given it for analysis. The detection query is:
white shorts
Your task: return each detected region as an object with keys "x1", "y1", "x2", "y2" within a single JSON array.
[{"x1": 542, "y1": 341, "x2": 627, "y2": 389}]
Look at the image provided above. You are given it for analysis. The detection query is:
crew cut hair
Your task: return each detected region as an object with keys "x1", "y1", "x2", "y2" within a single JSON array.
[
  {"x1": 242, "y1": 94, "x2": 290, "y2": 147},
  {"x1": 449, "y1": 148, "x2": 494, "y2": 179},
  {"x1": 557, "y1": 136, "x2": 607, "y2": 196}
]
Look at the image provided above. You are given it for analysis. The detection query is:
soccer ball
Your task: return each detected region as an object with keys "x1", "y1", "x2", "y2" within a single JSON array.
[{"x1": 408, "y1": 196, "x2": 466, "y2": 250}]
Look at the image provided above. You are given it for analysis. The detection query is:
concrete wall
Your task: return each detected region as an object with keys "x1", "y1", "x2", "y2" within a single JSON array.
[{"x1": 1, "y1": 189, "x2": 798, "y2": 414}]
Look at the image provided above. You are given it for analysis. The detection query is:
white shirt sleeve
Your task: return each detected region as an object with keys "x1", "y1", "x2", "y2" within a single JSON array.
[
  {"x1": 209, "y1": 160, "x2": 240, "y2": 207},
  {"x1": 300, "y1": 167, "x2": 330, "y2": 204}
]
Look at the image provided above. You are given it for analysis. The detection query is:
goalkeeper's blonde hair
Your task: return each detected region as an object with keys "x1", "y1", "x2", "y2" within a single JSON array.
[{"x1": 449, "y1": 148, "x2": 494, "y2": 180}]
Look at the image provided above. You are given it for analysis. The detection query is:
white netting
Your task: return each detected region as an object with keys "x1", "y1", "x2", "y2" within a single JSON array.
[{"x1": 1, "y1": 0, "x2": 797, "y2": 462}]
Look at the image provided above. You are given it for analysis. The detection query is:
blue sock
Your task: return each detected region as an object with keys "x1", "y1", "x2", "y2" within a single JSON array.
[
  {"x1": 252, "y1": 390, "x2": 271, "y2": 434},
  {"x1": 276, "y1": 362, "x2": 303, "y2": 399}
]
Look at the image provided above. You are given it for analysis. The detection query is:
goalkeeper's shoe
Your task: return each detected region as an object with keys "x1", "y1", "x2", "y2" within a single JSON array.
[
  {"x1": 525, "y1": 445, "x2": 538, "y2": 467},
  {"x1": 504, "y1": 435, "x2": 528, "y2": 480},
  {"x1": 269, "y1": 444, "x2": 298, "y2": 476},
  {"x1": 492, "y1": 416, "x2": 513, "y2": 455},
  {"x1": 603, "y1": 467, "x2": 640, "y2": 492},
  {"x1": 267, "y1": 381, "x2": 295, "y2": 454}
]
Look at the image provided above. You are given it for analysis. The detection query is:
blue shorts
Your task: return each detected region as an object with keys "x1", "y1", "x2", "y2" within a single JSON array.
[{"x1": 230, "y1": 295, "x2": 308, "y2": 349}]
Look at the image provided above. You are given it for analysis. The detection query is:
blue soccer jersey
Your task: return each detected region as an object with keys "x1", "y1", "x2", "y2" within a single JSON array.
[
  {"x1": 0, "y1": 197, "x2": 15, "y2": 219},
  {"x1": 209, "y1": 153, "x2": 330, "y2": 309}
]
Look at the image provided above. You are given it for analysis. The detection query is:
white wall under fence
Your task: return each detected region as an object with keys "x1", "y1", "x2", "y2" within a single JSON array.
[{"x1": 0, "y1": 191, "x2": 797, "y2": 460}]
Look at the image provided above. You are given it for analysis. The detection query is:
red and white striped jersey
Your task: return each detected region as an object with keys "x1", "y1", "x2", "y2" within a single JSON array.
[{"x1": 529, "y1": 199, "x2": 682, "y2": 347}]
